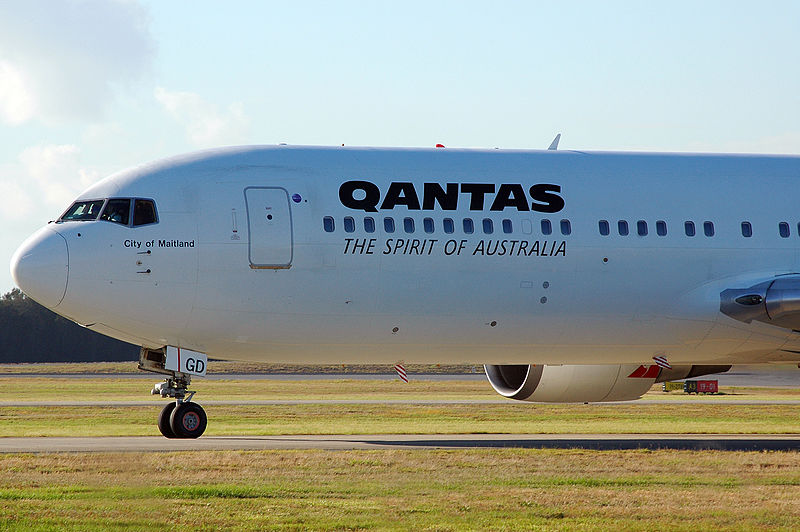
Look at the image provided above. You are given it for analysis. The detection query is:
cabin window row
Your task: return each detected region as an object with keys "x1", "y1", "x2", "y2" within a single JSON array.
[
  {"x1": 322, "y1": 217, "x2": 573, "y2": 236},
  {"x1": 742, "y1": 221, "x2": 800, "y2": 238},
  {"x1": 598, "y1": 220, "x2": 800, "y2": 238},
  {"x1": 325, "y1": 216, "x2": 800, "y2": 239},
  {"x1": 598, "y1": 220, "x2": 711, "y2": 237}
]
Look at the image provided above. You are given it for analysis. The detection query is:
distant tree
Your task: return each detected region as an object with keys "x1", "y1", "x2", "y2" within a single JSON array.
[{"x1": 0, "y1": 289, "x2": 138, "y2": 363}]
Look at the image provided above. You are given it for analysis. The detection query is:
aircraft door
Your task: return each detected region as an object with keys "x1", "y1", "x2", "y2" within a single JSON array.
[{"x1": 244, "y1": 187, "x2": 293, "y2": 268}]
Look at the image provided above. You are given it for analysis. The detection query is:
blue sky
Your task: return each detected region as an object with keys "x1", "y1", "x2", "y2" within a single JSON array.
[{"x1": 2, "y1": 0, "x2": 799, "y2": 291}]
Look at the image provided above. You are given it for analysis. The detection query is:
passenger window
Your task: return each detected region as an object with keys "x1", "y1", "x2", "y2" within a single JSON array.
[
  {"x1": 598, "y1": 220, "x2": 609, "y2": 236},
  {"x1": 443, "y1": 218, "x2": 455, "y2": 234},
  {"x1": 656, "y1": 220, "x2": 667, "y2": 236},
  {"x1": 502, "y1": 219, "x2": 512, "y2": 234},
  {"x1": 384, "y1": 217, "x2": 395, "y2": 233},
  {"x1": 741, "y1": 221, "x2": 752, "y2": 238},
  {"x1": 779, "y1": 222, "x2": 790, "y2": 238},
  {"x1": 482, "y1": 218, "x2": 494, "y2": 234},
  {"x1": 685, "y1": 221, "x2": 695, "y2": 237},
  {"x1": 364, "y1": 217, "x2": 375, "y2": 233},
  {"x1": 404, "y1": 217, "x2": 414, "y2": 233},
  {"x1": 637, "y1": 220, "x2": 647, "y2": 236},
  {"x1": 560, "y1": 219, "x2": 571, "y2": 235},
  {"x1": 60, "y1": 199, "x2": 105, "y2": 222},
  {"x1": 541, "y1": 219, "x2": 552, "y2": 235},
  {"x1": 323, "y1": 216, "x2": 335, "y2": 232},
  {"x1": 343, "y1": 217, "x2": 355, "y2": 233},
  {"x1": 423, "y1": 218, "x2": 434, "y2": 234},
  {"x1": 133, "y1": 199, "x2": 158, "y2": 226},
  {"x1": 463, "y1": 218, "x2": 474, "y2": 234},
  {"x1": 704, "y1": 221, "x2": 714, "y2": 237},
  {"x1": 100, "y1": 199, "x2": 131, "y2": 226},
  {"x1": 618, "y1": 220, "x2": 629, "y2": 236}
]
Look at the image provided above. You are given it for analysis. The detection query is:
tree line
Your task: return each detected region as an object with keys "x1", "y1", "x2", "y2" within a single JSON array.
[{"x1": 0, "y1": 289, "x2": 138, "y2": 363}]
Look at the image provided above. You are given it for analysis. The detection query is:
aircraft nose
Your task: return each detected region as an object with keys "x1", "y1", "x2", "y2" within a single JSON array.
[{"x1": 10, "y1": 227, "x2": 69, "y2": 309}]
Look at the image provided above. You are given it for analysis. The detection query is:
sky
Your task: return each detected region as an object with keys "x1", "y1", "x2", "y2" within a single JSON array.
[{"x1": 1, "y1": 0, "x2": 799, "y2": 291}]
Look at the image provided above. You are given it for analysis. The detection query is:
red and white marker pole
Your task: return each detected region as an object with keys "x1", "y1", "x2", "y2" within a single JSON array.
[{"x1": 394, "y1": 364, "x2": 408, "y2": 383}]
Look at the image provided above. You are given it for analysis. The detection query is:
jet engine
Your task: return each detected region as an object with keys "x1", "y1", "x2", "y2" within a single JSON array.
[
  {"x1": 721, "y1": 275, "x2": 800, "y2": 330},
  {"x1": 484, "y1": 363, "x2": 731, "y2": 403}
]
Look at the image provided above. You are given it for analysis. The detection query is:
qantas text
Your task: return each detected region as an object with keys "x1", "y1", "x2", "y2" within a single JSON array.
[{"x1": 339, "y1": 181, "x2": 565, "y2": 213}]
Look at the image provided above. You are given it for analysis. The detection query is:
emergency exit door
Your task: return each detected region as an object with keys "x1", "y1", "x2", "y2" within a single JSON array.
[{"x1": 244, "y1": 187, "x2": 293, "y2": 268}]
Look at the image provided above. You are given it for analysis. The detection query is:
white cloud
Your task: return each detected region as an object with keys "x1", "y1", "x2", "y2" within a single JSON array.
[
  {"x1": 155, "y1": 87, "x2": 250, "y2": 147},
  {"x1": 0, "y1": 1, "x2": 154, "y2": 125},
  {"x1": 18, "y1": 144, "x2": 92, "y2": 210},
  {"x1": 0, "y1": 179, "x2": 33, "y2": 220},
  {"x1": 0, "y1": 60, "x2": 35, "y2": 125}
]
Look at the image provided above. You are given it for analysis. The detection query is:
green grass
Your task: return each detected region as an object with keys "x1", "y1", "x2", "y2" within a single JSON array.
[
  {"x1": 0, "y1": 402, "x2": 797, "y2": 437},
  {"x1": 0, "y1": 377, "x2": 498, "y2": 401},
  {"x1": 0, "y1": 449, "x2": 797, "y2": 530},
  {"x1": 0, "y1": 377, "x2": 799, "y2": 402},
  {"x1": 0, "y1": 377, "x2": 796, "y2": 436}
]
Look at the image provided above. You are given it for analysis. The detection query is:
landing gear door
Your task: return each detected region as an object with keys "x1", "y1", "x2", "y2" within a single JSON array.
[{"x1": 244, "y1": 187, "x2": 293, "y2": 269}]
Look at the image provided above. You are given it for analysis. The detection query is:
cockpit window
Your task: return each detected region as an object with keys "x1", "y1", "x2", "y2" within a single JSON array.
[
  {"x1": 60, "y1": 200, "x2": 105, "y2": 221},
  {"x1": 133, "y1": 199, "x2": 158, "y2": 226},
  {"x1": 99, "y1": 199, "x2": 131, "y2": 225}
]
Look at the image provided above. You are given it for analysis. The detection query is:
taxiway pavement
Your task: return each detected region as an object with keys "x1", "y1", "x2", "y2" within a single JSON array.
[{"x1": 1, "y1": 434, "x2": 799, "y2": 452}]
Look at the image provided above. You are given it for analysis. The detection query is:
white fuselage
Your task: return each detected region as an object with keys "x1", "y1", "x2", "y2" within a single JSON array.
[{"x1": 11, "y1": 145, "x2": 800, "y2": 365}]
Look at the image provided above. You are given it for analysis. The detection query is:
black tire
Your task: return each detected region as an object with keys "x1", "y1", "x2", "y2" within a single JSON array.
[
  {"x1": 158, "y1": 402, "x2": 178, "y2": 438},
  {"x1": 170, "y1": 402, "x2": 207, "y2": 439}
]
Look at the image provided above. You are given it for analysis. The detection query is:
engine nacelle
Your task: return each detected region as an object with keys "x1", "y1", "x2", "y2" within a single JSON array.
[
  {"x1": 484, "y1": 364, "x2": 731, "y2": 403},
  {"x1": 721, "y1": 275, "x2": 800, "y2": 330}
]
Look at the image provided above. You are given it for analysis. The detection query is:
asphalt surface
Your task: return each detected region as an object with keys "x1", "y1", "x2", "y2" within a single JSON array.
[{"x1": 2, "y1": 434, "x2": 800, "y2": 453}]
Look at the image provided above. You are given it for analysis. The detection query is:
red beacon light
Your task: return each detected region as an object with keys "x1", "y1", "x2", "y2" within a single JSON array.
[{"x1": 435, "y1": 143, "x2": 445, "y2": 148}]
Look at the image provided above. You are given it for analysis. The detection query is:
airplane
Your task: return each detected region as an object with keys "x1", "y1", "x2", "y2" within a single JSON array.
[{"x1": 10, "y1": 143, "x2": 800, "y2": 438}]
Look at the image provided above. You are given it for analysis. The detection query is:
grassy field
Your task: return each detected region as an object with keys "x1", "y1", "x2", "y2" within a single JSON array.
[
  {"x1": 0, "y1": 361, "x2": 482, "y2": 375},
  {"x1": 0, "y1": 449, "x2": 798, "y2": 530},
  {"x1": 1, "y1": 402, "x2": 799, "y2": 437},
  {"x1": 0, "y1": 378, "x2": 797, "y2": 436},
  {"x1": 1, "y1": 376, "x2": 799, "y2": 402},
  {"x1": 0, "y1": 372, "x2": 797, "y2": 529}
]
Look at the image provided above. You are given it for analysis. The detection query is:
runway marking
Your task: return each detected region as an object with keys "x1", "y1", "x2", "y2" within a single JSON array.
[{"x1": 2, "y1": 434, "x2": 800, "y2": 453}]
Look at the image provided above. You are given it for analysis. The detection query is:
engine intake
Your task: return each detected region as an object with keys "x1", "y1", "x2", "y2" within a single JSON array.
[
  {"x1": 484, "y1": 364, "x2": 654, "y2": 403},
  {"x1": 484, "y1": 363, "x2": 731, "y2": 403}
]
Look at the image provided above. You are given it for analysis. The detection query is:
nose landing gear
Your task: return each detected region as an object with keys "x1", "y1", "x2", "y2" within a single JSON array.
[
  {"x1": 139, "y1": 347, "x2": 208, "y2": 439},
  {"x1": 152, "y1": 377, "x2": 208, "y2": 438}
]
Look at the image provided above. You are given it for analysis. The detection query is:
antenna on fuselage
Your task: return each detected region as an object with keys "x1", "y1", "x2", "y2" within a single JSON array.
[{"x1": 547, "y1": 133, "x2": 561, "y2": 151}]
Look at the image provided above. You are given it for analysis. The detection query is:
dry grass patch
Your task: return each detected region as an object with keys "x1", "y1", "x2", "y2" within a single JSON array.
[{"x1": 0, "y1": 449, "x2": 798, "y2": 530}]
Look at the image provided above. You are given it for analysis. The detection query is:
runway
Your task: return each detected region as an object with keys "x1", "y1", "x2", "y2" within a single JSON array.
[
  {"x1": 1, "y1": 434, "x2": 799, "y2": 452},
  {"x1": 1, "y1": 399, "x2": 799, "y2": 407}
]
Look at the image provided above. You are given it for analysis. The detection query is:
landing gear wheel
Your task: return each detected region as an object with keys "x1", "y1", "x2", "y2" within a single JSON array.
[
  {"x1": 169, "y1": 402, "x2": 207, "y2": 439},
  {"x1": 158, "y1": 402, "x2": 178, "y2": 438}
]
